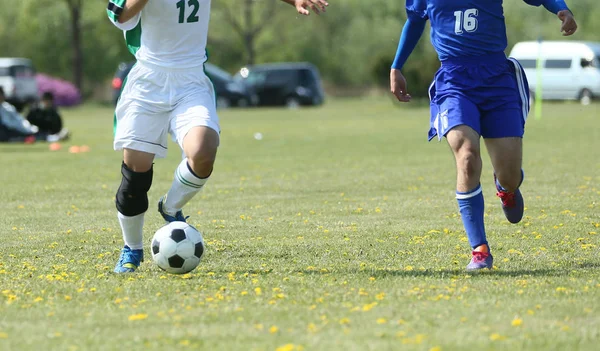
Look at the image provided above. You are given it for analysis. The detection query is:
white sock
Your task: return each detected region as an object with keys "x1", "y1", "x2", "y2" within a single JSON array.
[
  {"x1": 163, "y1": 159, "x2": 208, "y2": 215},
  {"x1": 117, "y1": 212, "x2": 144, "y2": 250}
]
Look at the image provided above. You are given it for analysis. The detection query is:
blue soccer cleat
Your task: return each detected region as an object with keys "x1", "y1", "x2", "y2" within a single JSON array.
[
  {"x1": 495, "y1": 174, "x2": 524, "y2": 224},
  {"x1": 158, "y1": 196, "x2": 188, "y2": 223},
  {"x1": 496, "y1": 189, "x2": 524, "y2": 224},
  {"x1": 114, "y1": 246, "x2": 144, "y2": 273},
  {"x1": 466, "y1": 250, "x2": 494, "y2": 271}
]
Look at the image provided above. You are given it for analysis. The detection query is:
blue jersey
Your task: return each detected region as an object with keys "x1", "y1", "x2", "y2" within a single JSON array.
[
  {"x1": 408, "y1": 0, "x2": 510, "y2": 60},
  {"x1": 393, "y1": 0, "x2": 570, "y2": 68}
]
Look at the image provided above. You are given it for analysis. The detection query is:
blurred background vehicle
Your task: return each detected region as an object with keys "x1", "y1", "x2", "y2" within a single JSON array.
[
  {"x1": 234, "y1": 63, "x2": 325, "y2": 108},
  {"x1": 0, "y1": 58, "x2": 39, "y2": 111},
  {"x1": 510, "y1": 41, "x2": 600, "y2": 105},
  {"x1": 112, "y1": 61, "x2": 254, "y2": 108}
]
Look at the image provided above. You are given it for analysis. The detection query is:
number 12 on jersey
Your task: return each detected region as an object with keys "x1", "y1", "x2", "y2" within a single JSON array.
[
  {"x1": 177, "y1": 0, "x2": 200, "y2": 23},
  {"x1": 454, "y1": 9, "x2": 478, "y2": 34}
]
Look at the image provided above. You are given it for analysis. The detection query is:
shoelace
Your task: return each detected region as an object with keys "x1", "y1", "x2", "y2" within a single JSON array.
[
  {"x1": 471, "y1": 251, "x2": 489, "y2": 263},
  {"x1": 497, "y1": 191, "x2": 516, "y2": 207},
  {"x1": 175, "y1": 212, "x2": 190, "y2": 222},
  {"x1": 121, "y1": 249, "x2": 141, "y2": 265}
]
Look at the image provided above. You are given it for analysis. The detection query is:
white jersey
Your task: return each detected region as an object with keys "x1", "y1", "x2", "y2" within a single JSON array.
[{"x1": 107, "y1": 0, "x2": 211, "y2": 68}]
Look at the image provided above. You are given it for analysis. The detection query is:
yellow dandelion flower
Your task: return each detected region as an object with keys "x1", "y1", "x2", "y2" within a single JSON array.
[
  {"x1": 64, "y1": 295, "x2": 72, "y2": 301},
  {"x1": 269, "y1": 326, "x2": 279, "y2": 333},
  {"x1": 255, "y1": 287, "x2": 262, "y2": 295},
  {"x1": 430, "y1": 347, "x2": 442, "y2": 351},
  {"x1": 254, "y1": 324, "x2": 264, "y2": 331},
  {"x1": 275, "y1": 344, "x2": 301, "y2": 351},
  {"x1": 179, "y1": 340, "x2": 190, "y2": 346},
  {"x1": 375, "y1": 292, "x2": 385, "y2": 300},
  {"x1": 128, "y1": 313, "x2": 148, "y2": 321},
  {"x1": 362, "y1": 302, "x2": 378, "y2": 311},
  {"x1": 33, "y1": 297, "x2": 43, "y2": 303},
  {"x1": 0, "y1": 332, "x2": 8, "y2": 339},
  {"x1": 307, "y1": 323, "x2": 318, "y2": 333},
  {"x1": 489, "y1": 333, "x2": 506, "y2": 341},
  {"x1": 369, "y1": 277, "x2": 376, "y2": 281},
  {"x1": 376, "y1": 318, "x2": 387, "y2": 324},
  {"x1": 511, "y1": 318, "x2": 523, "y2": 327},
  {"x1": 339, "y1": 318, "x2": 350, "y2": 325}
]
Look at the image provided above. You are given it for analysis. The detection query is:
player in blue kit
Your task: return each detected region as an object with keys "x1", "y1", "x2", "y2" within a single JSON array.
[{"x1": 390, "y1": 0, "x2": 577, "y2": 270}]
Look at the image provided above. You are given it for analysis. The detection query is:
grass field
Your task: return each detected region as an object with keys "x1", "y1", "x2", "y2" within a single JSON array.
[{"x1": 1, "y1": 98, "x2": 599, "y2": 351}]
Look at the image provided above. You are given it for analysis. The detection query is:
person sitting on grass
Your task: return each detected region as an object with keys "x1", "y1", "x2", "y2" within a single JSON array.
[
  {"x1": 27, "y1": 92, "x2": 70, "y2": 142},
  {"x1": 0, "y1": 86, "x2": 37, "y2": 143}
]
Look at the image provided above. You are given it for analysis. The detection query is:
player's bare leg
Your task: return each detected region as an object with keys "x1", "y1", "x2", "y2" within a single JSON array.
[
  {"x1": 447, "y1": 126, "x2": 482, "y2": 192},
  {"x1": 485, "y1": 137, "x2": 524, "y2": 224},
  {"x1": 114, "y1": 149, "x2": 155, "y2": 273},
  {"x1": 159, "y1": 126, "x2": 219, "y2": 222},
  {"x1": 183, "y1": 126, "x2": 219, "y2": 178},
  {"x1": 447, "y1": 125, "x2": 492, "y2": 270}
]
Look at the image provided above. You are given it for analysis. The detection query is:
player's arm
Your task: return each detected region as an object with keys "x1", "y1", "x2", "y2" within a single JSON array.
[
  {"x1": 390, "y1": 0, "x2": 428, "y2": 102},
  {"x1": 107, "y1": 0, "x2": 148, "y2": 30},
  {"x1": 280, "y1": 0, "x2": 329, "y2": 16},
  {"x1": 522, "y1": 0, "x2": 577, "y2": 36}
]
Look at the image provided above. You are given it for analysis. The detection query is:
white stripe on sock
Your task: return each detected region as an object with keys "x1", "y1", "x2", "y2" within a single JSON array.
[{"x1": 456, "y1": 185, "x2": 482, "y2": 200}]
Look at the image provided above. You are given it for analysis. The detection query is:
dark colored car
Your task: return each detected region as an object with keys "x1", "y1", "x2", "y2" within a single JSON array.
[
  {"x1": 233, "y1": 62, "x2": 325, "y2": 108},
  {"x1": 112, "y1": 62, "x2": 253, "y2": 108}
]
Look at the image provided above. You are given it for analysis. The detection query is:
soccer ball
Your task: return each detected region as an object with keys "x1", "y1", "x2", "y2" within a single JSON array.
[{"x1": 151, "y1": 222, "x2": 205, "y2": 274}]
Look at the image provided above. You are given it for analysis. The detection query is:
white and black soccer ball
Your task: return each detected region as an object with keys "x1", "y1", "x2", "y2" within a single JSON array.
[{"x1": 151, "y1": 222, "x2": 205, "y2": 274}]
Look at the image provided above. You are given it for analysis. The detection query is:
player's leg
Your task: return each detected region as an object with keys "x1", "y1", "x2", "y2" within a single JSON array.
[
  {"x1": 114, "y1": 149, "x2": 155, "y2": 273},
  {"x1": 481, "y1": 58, "x2": 529, "y2": 224},
  {"x1": 430, "y1": 85, "x2": 492, "y2": 270},
  {"x1": 112, "y1": 63, "x2": 170, "y2": 273},
  {"x1": 159, "y1": 71, "x2": 221, "y2": 222},
  {"x1": 484, "y1": 132, "x2": 525, "y2": 224},
  {"x1": 159, "y1": 126, "x2": 219, "y2": 222},
  {"x1": 446, "y1": 125, "x2": 492, "y2": 270}
]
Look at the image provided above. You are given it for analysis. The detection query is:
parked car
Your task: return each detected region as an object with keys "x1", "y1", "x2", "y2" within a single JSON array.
[
  {"x1": 0, "y1": 58, "x2": 39, "y2": 111},
  {"x1": 509, "y1": 41, "x2": 600, "y2": 105},
  {"x1": 112, "y1": 61, "x2": 253, "y2": 108},
  {"x1": 234, "y1": 62, "x2": 325, "y2": 108}
]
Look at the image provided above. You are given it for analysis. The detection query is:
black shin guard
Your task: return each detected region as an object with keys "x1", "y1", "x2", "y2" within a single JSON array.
[{"x1": 115, "y1": 162, "x2": 153, "y2": 217}]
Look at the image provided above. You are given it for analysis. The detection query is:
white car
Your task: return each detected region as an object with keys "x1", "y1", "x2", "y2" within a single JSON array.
[
  {"x1": 0, "y1": 58, "x2": 39, "y2": 111},
  {"x1": 509, "y1": 41, "x2": 600, "y2": 105}
]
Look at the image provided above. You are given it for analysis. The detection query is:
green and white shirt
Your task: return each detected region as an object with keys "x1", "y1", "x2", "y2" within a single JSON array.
[{"x1": 107, "y1": 0, "x2": 211, "y2": 68}]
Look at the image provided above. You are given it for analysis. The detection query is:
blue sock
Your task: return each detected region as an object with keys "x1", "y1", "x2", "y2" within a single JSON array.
[
  {"x1": 495, "y1": 169, "x2": 524, "y2": 192},
  {"x1": 456, "y1": 184, "x2": 487, "y2": 249}
]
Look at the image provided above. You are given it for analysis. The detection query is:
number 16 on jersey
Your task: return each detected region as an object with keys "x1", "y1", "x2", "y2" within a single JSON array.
[{"x1": 454, "y1": 9, "x2": 479, "y2": 34}]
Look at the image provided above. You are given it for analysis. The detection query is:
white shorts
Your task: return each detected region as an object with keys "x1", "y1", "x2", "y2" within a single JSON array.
[{"x1": 114, "y1": 61, "x2": 220, "y2": 158}]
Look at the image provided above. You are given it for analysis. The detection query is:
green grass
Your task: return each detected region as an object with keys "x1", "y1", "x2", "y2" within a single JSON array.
[{"x1": 1, "y1": 98, "x2": 599, "y2": 351}]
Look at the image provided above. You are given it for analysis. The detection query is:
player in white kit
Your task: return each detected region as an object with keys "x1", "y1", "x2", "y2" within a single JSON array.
[{"x1": 107, "y1": 0, "x2": 329, "y2": 273}]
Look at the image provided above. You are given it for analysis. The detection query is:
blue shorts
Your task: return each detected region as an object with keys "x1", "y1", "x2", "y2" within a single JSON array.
[{"x1": 428, "y1": 52, "x2": 530, "y2": 141}]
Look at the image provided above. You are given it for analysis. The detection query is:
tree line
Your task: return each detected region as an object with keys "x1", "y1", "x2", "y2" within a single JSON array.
[{"x1": 0, "y1": 0, "x2": 598, "y2": 98}]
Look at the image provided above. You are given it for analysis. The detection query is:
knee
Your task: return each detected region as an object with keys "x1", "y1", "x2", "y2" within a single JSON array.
[
  {"x1": 116, "y1": 162, "x2": 153, "y2": 216},
  {"x1": 495, "y1": 169, "x2": 522, "y2": 192},
  {"x1": 456, "y1": 148, "x2": 481, "y2": 179},
  {"x1": 187, "y1": 148, "x2": 217, "y2": 178}
]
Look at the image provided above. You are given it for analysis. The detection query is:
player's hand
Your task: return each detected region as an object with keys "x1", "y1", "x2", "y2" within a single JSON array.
[
  {"x1": 390, "y1": 69, "x2": 411, "y2": 102},
  {"x1": 558, "y1": 10, "x2": 577, "y2": 36},
  {"x1": 293, "y1": 0, "x2": 328, "y2": 16}
]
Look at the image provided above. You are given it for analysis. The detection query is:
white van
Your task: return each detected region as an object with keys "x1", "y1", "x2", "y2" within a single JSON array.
[
  {"x1": 509, "y1": 41, "x2": 600, "y2": 105},
  {"x1": 0, "y1": 58, "x2": 39, "y2": 110}
]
